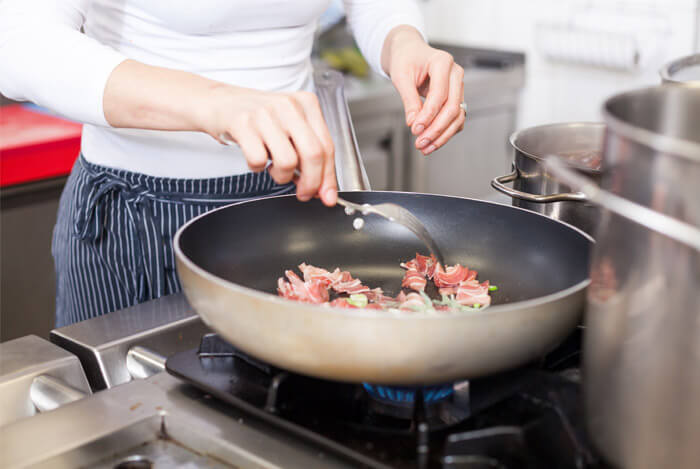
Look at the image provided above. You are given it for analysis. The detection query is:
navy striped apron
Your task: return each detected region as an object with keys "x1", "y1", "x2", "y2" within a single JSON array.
[{"x1": 52, "y1": 155, "x2": 295, "y2": 327}]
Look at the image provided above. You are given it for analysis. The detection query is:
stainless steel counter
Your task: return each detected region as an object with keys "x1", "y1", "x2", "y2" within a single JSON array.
[
  {"x1": 1, "y1": 177, "x2": 68, "y2": 343},
  {"x1": 0, "y1": 372, "x2": 359, "y2": 469},
  {"x1": 50, "y1": 293, "x2": 209, "y2": 391},
  {"x1": 0, "y1": 335, "x2": 91, "y2": 427}
]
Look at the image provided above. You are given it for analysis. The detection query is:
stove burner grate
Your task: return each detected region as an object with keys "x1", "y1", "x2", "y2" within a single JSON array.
[{"x1": 167, "y1": 330, "x2": 607, "y2": 469}]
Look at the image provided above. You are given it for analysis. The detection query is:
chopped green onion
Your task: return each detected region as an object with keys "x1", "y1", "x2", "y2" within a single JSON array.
[
  {"x1": 419, "y1": 290, "x2": 434, "y2": 305},
  {"x1": 473, "y1": 303, "x2": 481, "y2": 308},
  {"x1": 488, "y1": 285, "x2": 499, "y2": 292},
  {"x1": 347, "y1": 293, "x2": 368, "y2": 308}
]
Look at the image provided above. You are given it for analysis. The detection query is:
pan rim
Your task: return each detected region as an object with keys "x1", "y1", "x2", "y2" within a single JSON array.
[{"x1": 173, "y1": 190, "x2": 593, "y2": 319}]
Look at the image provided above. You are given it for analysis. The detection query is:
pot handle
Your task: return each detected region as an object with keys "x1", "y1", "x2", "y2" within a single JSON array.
[
  {"x1": 491, "y1": 169, "x2": 588, "y2": 203},
  {"x1": 218, "y1": 69, "x2": 371, "y2": 192},
  {"x1": 545, "y1": 157, "x2": 700, "y2": 251},
  {"x1": 314, "y1": 70, "x2": 371, "y2": 191}
]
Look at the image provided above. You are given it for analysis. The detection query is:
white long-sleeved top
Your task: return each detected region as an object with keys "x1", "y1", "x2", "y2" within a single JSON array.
[{"x1": 0, "y1": 0, "x2": 423, "y2": 178}]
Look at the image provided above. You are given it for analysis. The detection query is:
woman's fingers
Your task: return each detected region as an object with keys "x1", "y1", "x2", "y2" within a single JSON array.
[
  {"x1": 294, "y1": 91, "x2": 337, "y2": 206},
  {"x1": 415, "y1": 63, "x2": 465, "y2": 151},
  {"x1": 218, "y1": 90, "x2": 336, "y2": 204},
  {"x1": 411, "y1": 51, "x2": 454, "y2": 136},
  {"x1": 230, "y1": 125, "x2": 268, "y2": 172},
  {"x1": 421, "y1": 102, "x2": 466, "y2": 155},
  {"x1": 278, "y1": 96, "x2": 326, "y2": 202},
  {"x1": 254, "y1": 108, "x2": 298, "y2": 185},
  {"x1": 392, "y1": 72, "x2": 423, "y2": 127}
]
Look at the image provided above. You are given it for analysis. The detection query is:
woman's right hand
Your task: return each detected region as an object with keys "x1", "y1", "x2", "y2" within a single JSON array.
[
  {"x1": 103, "y1": 60, "x2": 338, "y2": 206},
  {"x1": 201, "y1": 86, "x2": 338, "y2": 206}
]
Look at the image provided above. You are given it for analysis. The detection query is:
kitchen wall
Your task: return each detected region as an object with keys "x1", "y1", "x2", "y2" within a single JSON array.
[{"x1": 420, "y1": 0, "x2": 699, "y2": 127}]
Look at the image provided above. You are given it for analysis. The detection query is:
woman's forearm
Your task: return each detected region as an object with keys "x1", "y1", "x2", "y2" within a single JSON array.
[
  {"x1": 103, "y1": 59, "x2": 338, "y2": 205},
  {"x1": 103, "y1": 59, "x2": 227, "y2": 134}
]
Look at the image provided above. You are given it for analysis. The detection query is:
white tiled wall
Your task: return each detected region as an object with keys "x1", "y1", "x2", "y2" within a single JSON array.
[{"x1": 420, "y1": 0, "x2": 699, "y2": 127}]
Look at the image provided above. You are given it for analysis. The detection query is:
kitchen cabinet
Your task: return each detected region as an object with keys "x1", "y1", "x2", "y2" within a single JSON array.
[
  {"x1": 1, "y1": 104, "x2": 81, "y2": 342},
  {"x1": 1, "y1": 178, "x2": 67, "y2": 341}
]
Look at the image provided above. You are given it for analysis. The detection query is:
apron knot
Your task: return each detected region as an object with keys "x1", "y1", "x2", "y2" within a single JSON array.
[{"x1": 72, "y1": 163, "x2": 160, "y2": 301}]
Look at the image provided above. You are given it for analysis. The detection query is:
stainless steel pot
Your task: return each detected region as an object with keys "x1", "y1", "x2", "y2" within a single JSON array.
[
  {"x1": 548, "y1": 85, "x2": 700, "y2": 469},
  {"x1": 660, "y1": 53, "x2": 700, "y2": 86},
  {"x1": 491, "y1": 122, "x2": 604, "y2": 236}
]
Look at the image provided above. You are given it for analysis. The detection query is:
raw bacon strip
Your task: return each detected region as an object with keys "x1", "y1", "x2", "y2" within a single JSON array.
[
  {"x1": 436, "y1": 266, "x2": 479, "y2": 297},
  {"x1": 332, "y1": 271, "x2": 370, "y2": 295},
  {"x1": 414, "y1": 253, "x2": 437, "y2": 279},
  {"x1": 400, "y1": 253, "x2": 437, "y2": 279},
  {"x1": 365, "y1": 288, "x2": 393, "y2": 303},
  {"x1": 402, "y1": 268, "x2": 427, "y2": 291},
  {"x1": 400, "y1": 253, "x2": 437, "y2": 292},
  {"x1": 455, "y1": 280, "x2": 491, "y2": 307},
  {"x1": 277, "y1": 277, "x2": 299, "y2": 300},
  {"x1": 433, "y1": 263, "x2": 470, "y2": 288},
  {"x1": 298, "y1": 263, "x2": 370, "y2": 295},
  {"x1": 305, "y1": 279, "x2": 331, "y2": 304},
  {"x1": 398, "y1": 292, "x2": 427, "y2": 311},
  {"x1": 278, "y1": 270, "x2": 329, "y2": 304},
  {"x1": 298, "y1": 263, "x2": 344, "y2": 287}
]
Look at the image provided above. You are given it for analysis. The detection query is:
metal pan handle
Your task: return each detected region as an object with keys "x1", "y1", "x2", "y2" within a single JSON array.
[
  {"x1": 545, "y1": 157, "x2": 700, "y2": 251},
  {"x1": 491, "y1": 170, "x2": 587, "y2": 203},
  {"x1": 314, "y1": 70, "x2": 371, "y2": 191},
  {"x1": 219, "y1": 69, "x2": 370, "y2": 192}
]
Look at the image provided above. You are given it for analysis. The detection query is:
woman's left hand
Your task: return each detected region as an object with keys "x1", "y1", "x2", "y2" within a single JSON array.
[{"x1": 382, "y1": 26, "x2": 465, "y2": 156}]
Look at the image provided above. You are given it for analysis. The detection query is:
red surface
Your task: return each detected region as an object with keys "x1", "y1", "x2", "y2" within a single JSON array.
[{"x1": 0, "y1": 104, "x2": 82, "y2": 187}]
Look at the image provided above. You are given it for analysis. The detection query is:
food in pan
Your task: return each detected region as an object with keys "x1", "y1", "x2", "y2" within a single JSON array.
[
  {"x1": 277, "y1": 253, "x2": 496, "y2": 313},
  {"x1": 557, "y1": 149, "x2": 602, "y2": 171}
]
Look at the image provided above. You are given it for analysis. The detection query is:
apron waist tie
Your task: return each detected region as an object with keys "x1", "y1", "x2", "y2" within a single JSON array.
[{"x1": 73, "y1": 170, "x2": 172, "y2": 302}]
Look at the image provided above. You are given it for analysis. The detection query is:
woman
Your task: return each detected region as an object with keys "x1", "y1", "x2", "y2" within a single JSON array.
[{"x1": 0, "y1": 1, "x2": 466, "y2": 327}]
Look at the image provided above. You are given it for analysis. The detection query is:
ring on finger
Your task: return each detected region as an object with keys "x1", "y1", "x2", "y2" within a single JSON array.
[{"x1": 460, "y1": 102, "x2": 467, "y2": 114}]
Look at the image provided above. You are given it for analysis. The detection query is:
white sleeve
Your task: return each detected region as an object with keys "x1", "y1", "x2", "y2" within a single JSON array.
[
  {"x1": 0, "y1": 0, "x2": 126, "y2": 126},
  {"x1": 342, "y1": 0, "x2": 426, "y2": 78}
]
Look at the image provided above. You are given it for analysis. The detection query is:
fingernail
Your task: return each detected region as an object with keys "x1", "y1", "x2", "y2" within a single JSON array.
[
  {"x1": 413, "y1": 123, "x2": 424, "y2": 135},
  {"x1": 324, "y1": 187, "x2": 337, "y2": 203},
  {"x1": 417, "y1": 138, "x2": 431, "y2": 148},
  {"x1": 406, "y1": 112, "x2": 416, "y2": 126},
  {"x1": 424, "y1": 144, "x2": 437, "y2": 155}
]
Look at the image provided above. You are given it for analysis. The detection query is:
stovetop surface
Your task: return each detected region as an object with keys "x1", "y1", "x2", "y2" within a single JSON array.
[{"x1": 166, "y1": 329, "x2": 610, "y2": 469}]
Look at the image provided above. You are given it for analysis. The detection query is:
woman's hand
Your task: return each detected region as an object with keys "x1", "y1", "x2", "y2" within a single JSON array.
[
  {"x1": 203, "y1": 86, "x2": 337, "y2": 206},
  {"x1": 103, "y1": 60, "x2": 337, "y2": 206},
  {"x1": 382, "y1": 26, "x2": 465, "y2": 156}
]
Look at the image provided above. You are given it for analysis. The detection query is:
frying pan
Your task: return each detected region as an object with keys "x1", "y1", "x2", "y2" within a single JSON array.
[{"x1": 173, "y1": 72, "x2": 593, "y2": 385}]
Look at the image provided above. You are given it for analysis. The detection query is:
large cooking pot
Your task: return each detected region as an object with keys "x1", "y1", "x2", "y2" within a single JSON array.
[
  {"x1": 660, "y1": 53, "x2": 700, "y2": 85},
  {"x1": 491, "y1": 122, "x2": 604, "y2": 236},
  {"x1": 548, "y1": 85, "x2": 700, "y2": 469}
]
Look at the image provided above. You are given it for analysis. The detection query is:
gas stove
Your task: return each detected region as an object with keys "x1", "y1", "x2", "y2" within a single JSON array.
[
  {"x1": 166, "y1": 329, "x2": 608, "y2": 469},
  {"x1": 2, "y1": 293, "x2": 612, "y2": 469}
]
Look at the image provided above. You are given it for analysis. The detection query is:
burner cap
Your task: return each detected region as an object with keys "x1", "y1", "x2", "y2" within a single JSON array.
[{"x1": 362, "y1": 383, "x2": 454, "y2": 405}]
